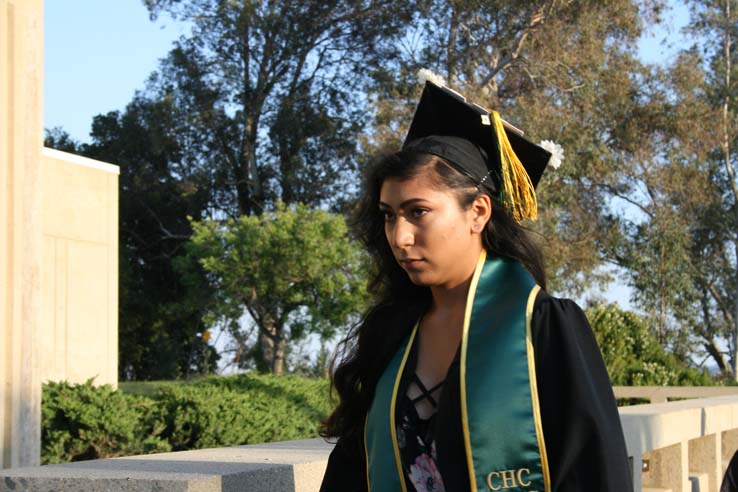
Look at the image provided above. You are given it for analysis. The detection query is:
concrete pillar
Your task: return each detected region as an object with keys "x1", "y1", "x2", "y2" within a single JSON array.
[
  {"x1": 0, "y1": 0, "x2": 44, "y2": 469},
  {"x1": 723, "y1": 429, "x2": 738, "y2": 473},
  {"x1": 689, "y1": 434, "x2": 720, "y2": 492},
  {"x1": 643, "y1": 441, "x2": 688, "y2": 492},
  {"x1": 630, "y1": 445, "x2": 644, "y2": 492}
]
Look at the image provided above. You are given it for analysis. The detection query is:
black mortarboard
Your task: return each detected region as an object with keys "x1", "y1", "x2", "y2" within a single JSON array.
[{"x1": 402, "y1": 80, "x2": 555, "y2": 222}]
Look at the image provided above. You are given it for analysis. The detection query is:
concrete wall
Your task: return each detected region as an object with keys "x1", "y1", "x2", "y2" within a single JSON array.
[
  {"x1": 0, "y1": 0, "x2": 44, "y2": 469},
  {"x1": 1, "y1": 0, "x2": 120, "y2": 468},
  {"x1": 5, "y1": 397, "x2": 738, "y2": 490},
  {"x1": 614, "y1": 386, "x2": 738, "y2": 403},
  {"x1": 0, "y1": 438, "x2": 334, "y2": 492},
  {"x1": 621, "y1": 395, "x2": 738, "y2": 492},
  {"x1": 40, "y1": 148, "x2": 119, "y2": 387}
]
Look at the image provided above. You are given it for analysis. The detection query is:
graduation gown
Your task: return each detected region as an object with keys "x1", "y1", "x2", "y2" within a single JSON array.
[{"x1": 320, "y1": 289, "x2": 633, "y2": 491}]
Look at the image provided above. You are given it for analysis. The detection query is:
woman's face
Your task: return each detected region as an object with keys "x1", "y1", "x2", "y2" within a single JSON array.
[{"x1": 379, "y1": 169, "x2": 489, "y2": 289}]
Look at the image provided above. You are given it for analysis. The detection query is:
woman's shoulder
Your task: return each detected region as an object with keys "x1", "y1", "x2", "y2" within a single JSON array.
[
  {"x1": 528, "y1": 289, "x2": 600, "y2": 358},
  {"x1": 532, "y1": 288, "x2": 586, "y2": 317},
  {"x1": 530, "y1": 291, "x2": 633, "y2": 492},
  {"x1": 531, "y1": 289, "x2": 591, "y2": 331}
]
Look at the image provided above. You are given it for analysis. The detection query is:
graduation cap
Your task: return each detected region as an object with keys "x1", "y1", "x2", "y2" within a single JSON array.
[{"x1": 402, "y1": 74, "x2": 562, "y2": 222}]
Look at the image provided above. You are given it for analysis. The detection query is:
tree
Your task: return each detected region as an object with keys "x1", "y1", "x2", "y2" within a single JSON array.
[
  {"x1": 44, "y1": 127, "x2": 81, "y2": 153},
  {"x1": 47, "y1": 95, "x2": 220, "y2": 380},
  {"x1": 142, "y1": 0, "x2": 415, "y2": 216},
  {"x1": 184, "y1": 203, "x2": 367, "y2": 374},
  {"x1": 364, "y1": 0, "x2": 663, "y2": 295},
  {"x1": 587, "y1": 303, "x2": 713, "y2": 386},
  {"x1": 686, "y1": 0, "x2": 738, "y2": 377},
  {"x1": 47, "y1": 0, "x2": 418, "y2": 378},
  {"x1": 600, "y1": 1, "x2": 738, "y2": 376},
  {"x1": 126, "y1": 0, "x2": 416, "y2": 375}
]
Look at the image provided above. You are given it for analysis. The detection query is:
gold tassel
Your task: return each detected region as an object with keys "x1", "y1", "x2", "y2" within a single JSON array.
[{"x1": 491, "y1": 111, "x2": 538, "y2": 222}]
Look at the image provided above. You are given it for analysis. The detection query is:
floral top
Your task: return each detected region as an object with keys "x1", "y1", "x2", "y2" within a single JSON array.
[{"x1": 396, "y1": 372, "x2": 447, "y2": 492}]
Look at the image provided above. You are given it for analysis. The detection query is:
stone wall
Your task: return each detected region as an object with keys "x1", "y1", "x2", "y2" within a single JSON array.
[
  {"x1": 0, "y1": 0, "x2": 44, "y2": 469},
  {"x1": 40, "y1": 148, "x2": 119, "y2": 387},
  {"x1": 1, "y1": 0, "x2": 120, "y2": 468}
]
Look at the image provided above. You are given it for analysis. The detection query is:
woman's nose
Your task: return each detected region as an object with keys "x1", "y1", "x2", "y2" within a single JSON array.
[{"x1": 390, "y1": 218, "x2": 414, "y2": 248}]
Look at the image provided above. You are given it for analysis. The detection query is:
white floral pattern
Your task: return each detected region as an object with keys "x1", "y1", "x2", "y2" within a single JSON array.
[
  {"x1": 398, "y1": 400, "x2": 446, "y2": 491},
  {"x1": 408, "y1": 453, "x2": 446, "y2": 492}
]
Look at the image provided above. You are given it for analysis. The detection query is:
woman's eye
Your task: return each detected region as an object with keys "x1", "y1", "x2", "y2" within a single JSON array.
[
  {"x1": 410, "y1": 208, "x2": 428, "y2": 218},
  {"x1": 382, "y1": 210, "x2": 395, "y2": 221}
]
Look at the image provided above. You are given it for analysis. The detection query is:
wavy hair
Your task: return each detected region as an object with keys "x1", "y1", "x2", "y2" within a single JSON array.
[{"x1": 320, "y1": 148, "x2": 547, "y2": 453}]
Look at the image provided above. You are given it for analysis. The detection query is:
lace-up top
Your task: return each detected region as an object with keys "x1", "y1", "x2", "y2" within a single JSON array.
[{"x1": 396, "y1": 343, "x2": 449, "y2": 492}]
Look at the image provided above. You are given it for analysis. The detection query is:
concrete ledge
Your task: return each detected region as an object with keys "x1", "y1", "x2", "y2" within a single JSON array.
[
  {"x1": 613, "y1": 386, "x2": 738, "y2": 403},
  {"x1": 620, "y1": 395, "x2": 738, "y2": 492},
  {"x1": 0, "y1": 438, "x2": 335, "y2": 492}
]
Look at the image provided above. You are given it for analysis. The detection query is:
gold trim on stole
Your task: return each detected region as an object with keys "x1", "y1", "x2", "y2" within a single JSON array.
[
  {"x1": 363, "y1": 417, "x2": 371, "y2": 491},
  {"x1": 390, "y1": 322, "x2": 418, "y2": 492},
  {"x1": 460, "y1": 250, "x2": 487, "y2": 491},
  {"x1": 525, "y1": 284, "x2": 551, "y2": 491}
]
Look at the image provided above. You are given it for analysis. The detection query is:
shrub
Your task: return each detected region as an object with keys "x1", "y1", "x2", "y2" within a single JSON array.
[
  {"x1": 41, "y1": 380, "x2": 170, "y2": 464},
  {"x1": 42, "y1": 374, "x2": 331, "y2": 463},
  {"x1": 586, "y1": 303, "x2": 713, "y2": 386},
  {"x1": 156, "y1": 374, "x2": 331, "y2": 450}
]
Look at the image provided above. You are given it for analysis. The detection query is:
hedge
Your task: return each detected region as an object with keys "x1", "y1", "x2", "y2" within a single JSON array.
[{"x1": 42, "y1": 374, "x2": 332, "y2": 464}]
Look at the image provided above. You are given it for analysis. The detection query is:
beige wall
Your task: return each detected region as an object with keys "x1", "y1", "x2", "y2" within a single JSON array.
[
  {"x1": 1, "y1": 0, "x2": 44, "y2": 469},
  {"x1": 2, "y1": 0, "x2": 120, "y2": 468},
  {"x1": 40, "y1": 148, "x2": 119, "y2": 387}
]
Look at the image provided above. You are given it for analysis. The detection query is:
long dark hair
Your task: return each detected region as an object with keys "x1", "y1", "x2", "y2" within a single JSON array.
[{"x1": 320, "y1": 148, "x2": 547, "y2": 452}]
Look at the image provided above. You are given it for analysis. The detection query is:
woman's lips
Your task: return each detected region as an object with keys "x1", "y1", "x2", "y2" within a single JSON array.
[{"x1": 399, "y1": 258, "x2": 424, "y2": 267}]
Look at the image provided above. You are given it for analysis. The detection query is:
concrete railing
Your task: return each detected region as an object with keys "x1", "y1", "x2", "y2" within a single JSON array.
[
  {"x1": 614, "y1": 386, "x2": 738, "y2": 404},
  {"x1": 4, "y1": 395, "x2": 738, "y2": 492},
  {"x1": 0, "y1": 439, "x2": 333, "y2": 492},
  {"x1": 621, "y1": 395, "x2": 738, "y2": 492}
]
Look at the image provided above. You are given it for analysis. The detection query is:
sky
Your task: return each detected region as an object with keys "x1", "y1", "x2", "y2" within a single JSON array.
[
  {"x1": 43, "y1": 0, "x2": 693, "y2": 312},
  {"x1": 44, "y1": 0, "x2": 185, "y2": 141},
  {"x1": 45, "y1": 1, "x2": 692, "y2": 144}
]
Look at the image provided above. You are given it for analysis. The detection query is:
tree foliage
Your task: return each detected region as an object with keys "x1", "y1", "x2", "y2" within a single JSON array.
[
  {"x1": 42, "y1": 375, "x2": 332, "y2": 463},
  {"x1": 587, "y1": 304, "x2": 713, "y2": 386},
  {"x1": 141, "y1": 0, "x2": 415, "y2": 215},
  {"x1": 364, "y1": 0, "x2": 663, "y2": 296},
  {"x1": 599, "y1": 0, "x2": 738, "y2": 375},
  {"x1": 46, "y1": 0, "x2": 738, "y2": 380},
  {"x1": 42, "y1": 379, "x2": 170, "y2": 463},
  {"x1": 184, "y1": 204, "x2": 367, "y2": 374},
  {"x1": 46, "y1": 97, "x2": 219, "y2": 380}
]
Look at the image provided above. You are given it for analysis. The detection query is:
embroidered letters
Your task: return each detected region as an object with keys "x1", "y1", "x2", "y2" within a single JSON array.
[{"x1": 486, "y1": 468, "x2": 532, "y2": 490}]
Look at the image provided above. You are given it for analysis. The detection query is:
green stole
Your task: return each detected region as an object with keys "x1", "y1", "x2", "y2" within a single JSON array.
[{"x1": 364, "y1": 251, "x2": 550, "y2": 492}]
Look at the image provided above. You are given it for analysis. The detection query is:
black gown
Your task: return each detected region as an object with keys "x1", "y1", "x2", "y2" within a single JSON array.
[{"x1": 320, "y1": 290, "x2": 634, "y2": 491}]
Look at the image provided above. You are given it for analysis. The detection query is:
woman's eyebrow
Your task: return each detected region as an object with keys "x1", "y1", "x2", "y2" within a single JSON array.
[{"x1": 378, "y1": 198, "x2": 430, "y2": 209}]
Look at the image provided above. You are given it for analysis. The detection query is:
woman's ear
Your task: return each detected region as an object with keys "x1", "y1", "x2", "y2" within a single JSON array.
[{"x1": 470, "y1": 194, "x2": 492, "y2": 233}]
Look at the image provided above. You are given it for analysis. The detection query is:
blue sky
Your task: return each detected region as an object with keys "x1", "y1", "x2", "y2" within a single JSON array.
[
  {"x1": 43, "y1": 0, "x2": 693, "y2": 311},
  {"x1": 44, "y1": 0, "x2": 185, "y2": 141},
  {"x1": 45, "y1": 1, "x2": 692, "y2": 144}
]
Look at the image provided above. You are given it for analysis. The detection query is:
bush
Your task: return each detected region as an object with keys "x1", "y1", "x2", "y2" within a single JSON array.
[
  {"x1": 42, "y1": 374, "x2": 331, "y2": 463},
  {"x1": 586, "y1": 303, "x2": 713, "y2": 387},
  {"x1": 42, "y1": 380, "x2": 170, "y2": 464}
]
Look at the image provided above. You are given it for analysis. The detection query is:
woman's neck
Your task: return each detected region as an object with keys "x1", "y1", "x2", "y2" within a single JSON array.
[
  {"x1": 429, "y1": 276, "x2": 472, "y2": 316},
  {"x1": 428, "y1": 249, "x2": 481, "y2": 315}
]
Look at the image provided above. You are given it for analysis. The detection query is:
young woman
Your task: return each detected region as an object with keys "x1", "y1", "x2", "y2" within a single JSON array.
[{"x1": 320, "y1": 79, "x2": 632, "y2": 492}]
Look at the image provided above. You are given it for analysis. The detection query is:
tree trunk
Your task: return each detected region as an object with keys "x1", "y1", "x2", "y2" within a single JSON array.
[
  {"x1": 446, "y1": 1, "x2": 458, "y2": 87},
  {"x1": 238, "y1": 113, "x2": 263, "y2": 216},
  {"x1": 259, "y1": 329, "x2": 275, "y2": 373},
  {"x1": 720, "y1": 0, "x2": 738, "y2": 381},
  {"x1": 272, "y1": 337, "x2": 286, "y2": 375},
  {"x1": 733, "y1": 238, "x2": 738, "y2": 381},
  {"x1": 704, "y1": 338, "x2": 729, "y2": 374},
  {"x1": 258, "y1": 322, "x2": 285, "y2": 375}
]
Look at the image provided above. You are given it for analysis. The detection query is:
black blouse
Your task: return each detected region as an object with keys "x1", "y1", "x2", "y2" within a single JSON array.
[
  {"x1": 396, "y1": 368, "x2": 447, "y2": 491},
  {"x1": 320, "y1": 290, "x2": 634, "y2": 491}
]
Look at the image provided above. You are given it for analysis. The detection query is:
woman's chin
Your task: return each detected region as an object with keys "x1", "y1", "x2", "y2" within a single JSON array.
[{"x1": 404, "y1": 270, "x2": 436, "y2": 287}]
